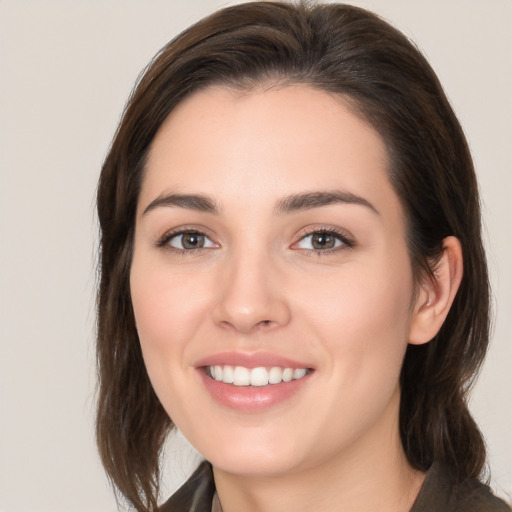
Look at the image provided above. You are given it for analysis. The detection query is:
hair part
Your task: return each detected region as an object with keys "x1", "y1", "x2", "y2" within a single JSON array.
[{"x1": 96, "y1": 2, "x2": 490, "y2": 510}]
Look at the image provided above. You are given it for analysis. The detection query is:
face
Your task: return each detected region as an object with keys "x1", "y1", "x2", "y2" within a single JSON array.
[{"x1": 130, "y1": 85, "x2": 420, "y2": 477}]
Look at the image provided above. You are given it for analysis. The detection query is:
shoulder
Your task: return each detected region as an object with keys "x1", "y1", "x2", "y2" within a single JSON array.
[
  {"x1": 159, "y1": 461, "x2": 215, "y2": 512},
  {"x1": 411, "y1": 462, "x2": 511, "y2": 512},
  {"x1": 453, "y1": 477, "x2": 511, "y2": 512}
]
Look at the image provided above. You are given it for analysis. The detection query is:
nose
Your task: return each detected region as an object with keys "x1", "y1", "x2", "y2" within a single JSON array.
[{"x1": 212, "y1": 250, "x2": 291, "y2": 334}]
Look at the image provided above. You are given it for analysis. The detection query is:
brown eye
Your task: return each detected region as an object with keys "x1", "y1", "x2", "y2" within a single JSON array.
[
  {"x1": 295, "y1": 230, "x2": 353, "y2": 252},
  {"x1": 168, "y1": 231, "x2": 217, "y2": 250},
  {"x1": 182, "y1": 233, "x2": 205, "y2": 249},
  {"x1": 310, "y1": 232, "x2": 336, "y2": 250}
]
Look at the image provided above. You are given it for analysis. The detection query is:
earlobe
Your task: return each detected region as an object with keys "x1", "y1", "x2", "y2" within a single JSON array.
[{"x1": 409, "y1": 236, "x2": 463, "y2": 345}]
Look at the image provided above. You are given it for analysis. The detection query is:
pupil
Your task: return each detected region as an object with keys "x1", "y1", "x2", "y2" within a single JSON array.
[
  {"x1": 312, "y1": 233, "x2": 334, "y2": 250},
  {"x1": 183, "y1": 233, "x2": 204, "y2": 249}
]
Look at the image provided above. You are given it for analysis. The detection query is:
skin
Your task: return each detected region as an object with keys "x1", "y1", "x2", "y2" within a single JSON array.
[{"x1": 130, "y1": 84, "x2": 462, "y2": 512}]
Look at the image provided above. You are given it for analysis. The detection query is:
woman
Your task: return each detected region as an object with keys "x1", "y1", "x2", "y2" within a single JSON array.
[{"x1": 95, "y1": 2, "x2": 510, "y2": 511}]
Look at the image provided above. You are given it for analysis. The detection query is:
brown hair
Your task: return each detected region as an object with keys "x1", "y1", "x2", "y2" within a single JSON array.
[{"x1": 96, "y1": 2, "x2": 490, "y2": 510}]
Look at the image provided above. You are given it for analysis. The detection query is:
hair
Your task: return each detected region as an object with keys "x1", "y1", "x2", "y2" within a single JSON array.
[{"x1": 96, "y1": 2, "x2": 490, "y2": 510}]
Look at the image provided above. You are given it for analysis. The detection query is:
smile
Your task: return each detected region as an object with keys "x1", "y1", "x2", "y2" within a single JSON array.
[{"x1": 206, "y1": 365, "x2": 309, "y2": 386}]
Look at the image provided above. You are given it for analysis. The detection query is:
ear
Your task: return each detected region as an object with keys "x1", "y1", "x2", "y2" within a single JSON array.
[{"x1": 409, "y1": 236, "x2": 463, "y2": 345}]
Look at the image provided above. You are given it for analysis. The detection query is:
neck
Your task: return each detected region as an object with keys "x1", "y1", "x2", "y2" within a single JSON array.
[{"x1": 212, "y1": 391, "x2": 425, "y2": 512}]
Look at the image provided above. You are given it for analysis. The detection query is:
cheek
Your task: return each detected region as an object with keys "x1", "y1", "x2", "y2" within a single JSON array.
[
  {"x1": 130, "y1": 259, "x2": 203, "y2": 387},
  {"x1": 129, "y1": 264, "x2": 208, "y2": 423},
  {"x1": 301, "y1": 260, "x2": 413, "y2": 338},
  {"x1": 296, "y1": 261, "x2": 413, "y2": 431},
  {"x1": 295, "y1": 254, "x2": 414, "y2": 385},
  {"x1": 130, "y1": 274, "x2": 176, "y2": 352},
  {"x1": 131, "y1": 256, "x2": 209, "y2": 345}
]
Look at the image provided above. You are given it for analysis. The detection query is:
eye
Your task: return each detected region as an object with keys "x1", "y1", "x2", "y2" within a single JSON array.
[
  {"x1": 165, "y1": 230, "x2": 218, "y2": 251},
  {"x1": 295, "y1": 229, "x2": 353, "y2": 251}
]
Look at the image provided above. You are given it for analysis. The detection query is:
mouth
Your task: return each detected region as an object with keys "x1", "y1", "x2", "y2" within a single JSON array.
[
  {"x1": 205, "y1": 365, "x2": 311, "y2": 387},
  {"x1": 196, "y1": 353, "x2": 314, "y2": 411}
]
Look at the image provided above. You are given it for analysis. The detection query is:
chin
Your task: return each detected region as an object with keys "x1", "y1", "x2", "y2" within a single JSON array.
[
  {"x1": 183, "y1": 424, "x2": 306, "y2": 477},
  {"x1": 208, "y1": 450, "x2": 303, "y2": 478}
]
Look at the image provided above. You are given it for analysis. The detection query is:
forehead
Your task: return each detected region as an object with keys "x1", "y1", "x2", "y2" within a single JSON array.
[{"x1": 140, "y1": 84, "x2": 398, "y2": 218}]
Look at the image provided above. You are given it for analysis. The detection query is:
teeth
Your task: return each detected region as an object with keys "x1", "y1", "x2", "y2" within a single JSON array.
[
  {"x1": 269, "y1": 366, "x2": 282, "y2": 384},
  {"x1": 208, "y1": 365, "x2": 309, "y2": 386},
  {"x1": 250, "y1": 367, "x2": 268, "y2": 387},
  {"x1": 294, "y1": 368, "x2": 307, "y2": 379},
  {"x1": 233, "y1": 366, "x2": 250, "y2": 386},
  {"x1": 223, "y1": 365, "x2": 234, "y2": 384},
  {"x1": 282, "y1": 368, "x2": 293, "y2": 382}
]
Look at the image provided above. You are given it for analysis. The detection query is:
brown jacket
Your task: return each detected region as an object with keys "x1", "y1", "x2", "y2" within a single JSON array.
[{"x1": 160, "y1": 460, "x2": 511, "y2": 512}]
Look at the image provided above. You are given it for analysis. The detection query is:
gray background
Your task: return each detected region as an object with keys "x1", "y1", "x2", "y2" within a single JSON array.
[{"x1": 1, "y1": 1, "x2": 510, "y2": 510}]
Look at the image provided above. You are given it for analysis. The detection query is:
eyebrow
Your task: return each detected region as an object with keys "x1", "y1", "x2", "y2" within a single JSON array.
[
  {"x1": 142, "y1": 189, "x2": 379, "y2": 217},
  {"x1": 275, "y1": 190, "x2": 379, "y2": 215},
  {"x1": 143, "y1": 193, "x2": 220, "y2": 216}
]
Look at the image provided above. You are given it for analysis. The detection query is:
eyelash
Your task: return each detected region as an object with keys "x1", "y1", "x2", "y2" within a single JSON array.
[{"x1": 155, "y1": 227, "x2": 355, "y2": 255}]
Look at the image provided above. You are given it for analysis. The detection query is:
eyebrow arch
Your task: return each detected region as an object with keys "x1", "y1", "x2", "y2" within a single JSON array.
[
  {"x1": 143, "y1": 193, "x2": 220, "y2": 216},
  {"x1": 275, "y1": 190, "x2": 380, "y2": 215}
]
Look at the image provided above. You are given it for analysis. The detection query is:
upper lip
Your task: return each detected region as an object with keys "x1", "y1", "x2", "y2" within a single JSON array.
[{"x1": 194, "y1": 351, "x2": 314, "y2": 370}]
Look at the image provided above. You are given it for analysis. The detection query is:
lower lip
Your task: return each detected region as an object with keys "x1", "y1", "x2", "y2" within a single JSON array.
[{"x1": 198, "y1": 369, "x2": 312, "y2": 412}]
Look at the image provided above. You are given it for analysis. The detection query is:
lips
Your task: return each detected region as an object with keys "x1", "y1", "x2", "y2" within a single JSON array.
[{"x1": 196, "y1": 352, "x2": 314, "y2": 411}]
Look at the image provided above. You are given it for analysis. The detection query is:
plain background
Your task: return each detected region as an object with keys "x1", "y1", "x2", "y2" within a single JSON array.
[{"x1": 0, "y1": 1, "x2": 510, "y2": 511}]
